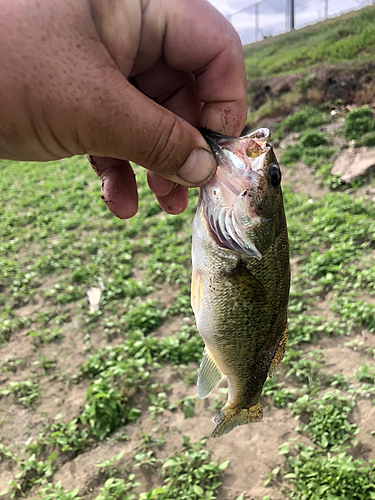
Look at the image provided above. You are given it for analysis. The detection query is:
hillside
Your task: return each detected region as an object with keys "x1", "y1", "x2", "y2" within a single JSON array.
[
  {"x1": 243, "y1": 5, "x2": 375, "y2": 129},
  {"x1": 243, "y1": 5, "x2": 375, "y2": 79}
]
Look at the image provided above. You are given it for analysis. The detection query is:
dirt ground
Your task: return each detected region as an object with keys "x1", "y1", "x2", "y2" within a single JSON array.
[{"x1": 1, "y1": 102, "x2": 375, "y2": 499}]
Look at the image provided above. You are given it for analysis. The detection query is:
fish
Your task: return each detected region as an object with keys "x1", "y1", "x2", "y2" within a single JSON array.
[{"x1": 191, "y1": 127, "x2": 290, "y2": 438}]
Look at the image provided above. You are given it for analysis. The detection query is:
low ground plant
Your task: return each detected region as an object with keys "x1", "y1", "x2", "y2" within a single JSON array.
[{"x1": 280, "y1": 443, "x2": 375, "y2": 499}]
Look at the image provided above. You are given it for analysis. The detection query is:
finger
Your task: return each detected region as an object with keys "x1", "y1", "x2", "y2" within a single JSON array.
[
  {"x1": 91, "y1": 0, "x2": 247, "y2": 137},
  {"x1": 147, "y1": 171, "x2": 176, "y2": 197},
  {"x1": 154, "y1": 184, "x2": 189, "y2": 215},
  {"x1": 140, "y1": 0, "x2": 247, "y2": 136},
  {"x1": 87, "y1": 155, "x2": 138, "y2": 219},
  {"x1": 78, "y1": 70, "x2": 217, "y2": 186},
  {"x1": 132, "y1": 58, "x2": 202, "y2": 127}
]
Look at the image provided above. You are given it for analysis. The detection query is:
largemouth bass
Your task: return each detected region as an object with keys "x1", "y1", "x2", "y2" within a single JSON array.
[{"x1": 191, "y1": 128, "x2": 290, "y2": 438}]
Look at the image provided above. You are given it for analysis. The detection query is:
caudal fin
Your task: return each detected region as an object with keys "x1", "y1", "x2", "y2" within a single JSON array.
[{"x1": 211, "y1": 400, "x2": 263, "y2": 438}]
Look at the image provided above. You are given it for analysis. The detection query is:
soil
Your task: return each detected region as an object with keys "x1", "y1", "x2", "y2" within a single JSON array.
[
  {"x1": 1, "y1": 102, "x2": 375, "y2": 500},
  {"x1": 247, "y1": 62, "x2": 375, "y2": 127}
]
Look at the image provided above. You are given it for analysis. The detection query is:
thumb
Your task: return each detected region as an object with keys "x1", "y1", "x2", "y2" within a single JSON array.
[{"x1": 81, "y1": 78, "x2": 217, "y2": 187}]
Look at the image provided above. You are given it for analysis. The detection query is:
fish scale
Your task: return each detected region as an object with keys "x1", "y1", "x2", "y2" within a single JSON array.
[{"x1": 192, "y1": 128, "x2": 290, "y2": 437}]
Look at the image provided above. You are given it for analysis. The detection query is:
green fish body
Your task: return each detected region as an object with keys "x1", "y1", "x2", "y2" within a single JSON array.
[{"x1": 191, "y1": 128, "x2": 290, "y2": 438}]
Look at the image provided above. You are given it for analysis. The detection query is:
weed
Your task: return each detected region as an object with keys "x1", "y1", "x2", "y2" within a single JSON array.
[
  {"x1": 284, "y1": 349, "x2": 326, "y2": 390},
  {"x1": 355, "y1": 131, "x2": 375, "y2": 148},
  {"x1": 262, "y1": 379, "x2": 297, "y2": 408},
  {"x1": 332, "y1": 295, "x2": 375, "y2": 332},
  {"x1": 342, "y1": 107, "x2": 375, "y2": 140},
  {"x1": 0, "y1": 444, "x2": 18, "y2": 463},
  {"x1": 280, "y1": 144, "x2": 335, "y2": 168},
  {"x1": 27, "y1": 328, "x2": 64, "y2": 344},
  {"x1": 0, "y1": 357, "x2": 24, "y2": 373},
  {"x1": 169, "y1": 395, "x2": 196, "y2": 419},
  {"x1": 134, "y1": 450, "x2": 162, "y2": 468},
  {"x1": 139, "y1": 439, "x2": 228, "y2": 500},
  {"x1": 95, "y1": 477, "x2": 140, "y2": 500},
  {"x1": 123, "y1": 300, "x2": 165, "y2": 334},
  {"x1": 46, "y1": 283, "x2": 84, "y2": 305},
  {"x1": 299, "y1": 131, "x2": 327, "y2": 148},
  {"x1": 276, "y1": 107, "x2": 328, "y2": 136},
  {"x1": 148, "y1": 392, "x2": 169, "y2": 421},
  {"x1": 96, "y1": 450, "x2": 126, "y2": 478},
  {"x1": 280, "y1": 443, "x2": 375, "y2": 499},
  {"x1": 38, "y1": 481, "x2": 81, "y2": 499},
  {"x1": 0, "y1": 380, "x2": 40, "y2": 407},
  {"x1": 355, "y1": 364, "x2": 375, "y2": 384},
  {"x1": 5, "y1": 453, "x2": 55, "y2": 498},
  {"x1": 82, "y1": 376, "x2": 141, "y2": 439},
  {"x1": 27, "y1": 418, "x2": 94, "y2": 456},
  {"x1": 243, "y1": 6, "x2": 375, "y2": 78},
  {"x1": 292, "y1": 392, "x2": 358, "y2": 449}
]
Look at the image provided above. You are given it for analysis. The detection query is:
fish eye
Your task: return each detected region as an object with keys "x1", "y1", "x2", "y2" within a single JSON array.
[{"x1": 269, "y1": 165, "x2": 281, "y2": 186}]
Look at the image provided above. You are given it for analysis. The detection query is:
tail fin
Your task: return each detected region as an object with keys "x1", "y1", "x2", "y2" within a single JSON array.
[{"x1": 211, "y1": 400, "x2": 263, "y2": 438}]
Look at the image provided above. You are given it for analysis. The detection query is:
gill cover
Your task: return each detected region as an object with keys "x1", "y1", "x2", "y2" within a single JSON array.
[{"x1": 199, "y1": 128, "x2": 280, "y2": 259}]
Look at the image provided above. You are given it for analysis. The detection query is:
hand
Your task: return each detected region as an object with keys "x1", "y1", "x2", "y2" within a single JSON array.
[{"x1": 0, "y1": 0, "x2": 247, "y2": 217}]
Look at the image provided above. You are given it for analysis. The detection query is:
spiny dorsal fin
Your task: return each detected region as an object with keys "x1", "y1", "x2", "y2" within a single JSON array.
[{"x1": 197, "y1": 348, "x2": 224, "y2": 399}]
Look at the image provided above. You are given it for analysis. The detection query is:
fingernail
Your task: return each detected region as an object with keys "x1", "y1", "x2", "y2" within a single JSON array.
[{"x1": 178, "y1": 148, "x2": 217, "y2": 185}]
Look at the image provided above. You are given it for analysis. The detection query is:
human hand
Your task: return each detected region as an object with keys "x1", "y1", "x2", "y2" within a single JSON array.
[{"x1": 0, "y1": 0, "x2": 247, "y2": 217}]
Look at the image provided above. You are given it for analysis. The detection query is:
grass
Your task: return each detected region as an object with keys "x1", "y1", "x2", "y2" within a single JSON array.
[{"x1": 243, "y1": 6, "x2": 375, "y2": 79}]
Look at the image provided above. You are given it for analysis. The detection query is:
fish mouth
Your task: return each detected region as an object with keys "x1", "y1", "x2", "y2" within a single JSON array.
[{"x1": 199, "y1": 128, "x2": 272, "y2": 259}]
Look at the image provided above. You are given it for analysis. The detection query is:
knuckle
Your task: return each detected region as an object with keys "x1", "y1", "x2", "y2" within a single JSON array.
[{"x1": 143, "y1": 115, "x2": 183, "y2": 174}]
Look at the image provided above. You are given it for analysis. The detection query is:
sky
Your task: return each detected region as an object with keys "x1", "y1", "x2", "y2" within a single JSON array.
[{"x1": 208, "y1": 0, "x2": 372, "y2": 44}]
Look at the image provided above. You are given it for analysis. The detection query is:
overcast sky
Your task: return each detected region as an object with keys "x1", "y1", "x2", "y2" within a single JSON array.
[{"x1": 208, "y1": 0, "x2": 372, "y2": 44}]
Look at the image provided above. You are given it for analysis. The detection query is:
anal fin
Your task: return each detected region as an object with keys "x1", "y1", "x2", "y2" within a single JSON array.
[{"x1": 197, "y1": 348, "x2": 224, "y2": 399}]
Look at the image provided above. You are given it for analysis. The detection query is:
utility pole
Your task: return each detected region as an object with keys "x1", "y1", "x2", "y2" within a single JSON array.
[
  {"x1": 325, "y1": 0, "x2": 328, "y2": 19},
  {"x1": 290, "y1": 0, "x2": 295, "y2": 30},
  {"x1": 255, "y1": 3, "x2": 259, "y2": 42}
]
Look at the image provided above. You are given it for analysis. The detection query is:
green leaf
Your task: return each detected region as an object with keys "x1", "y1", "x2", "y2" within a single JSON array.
[
  {"x1": 219, "y1": 460, "x2": 229, "y2": 470},
  {"x1": 193, "y1": 484, "x2": 204, "y2": 495},
  {"x1": 183, "y1": 403, "x2": 194, "y2": 419},
  {"x1": 48, "y1": 451, "x2": 57, "y2": 461},
  {"x1": 182, "y1": 435, "x2": 191, "y2": 445}
]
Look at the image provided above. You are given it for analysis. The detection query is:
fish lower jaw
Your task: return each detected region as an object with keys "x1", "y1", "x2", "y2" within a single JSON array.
[{"x1": 211, "y1": 400, "x2": 263, "y2": 438}]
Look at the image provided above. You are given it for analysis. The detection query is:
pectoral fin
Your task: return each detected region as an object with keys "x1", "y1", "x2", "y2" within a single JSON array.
[{"x1": 197, "y1": 348, "x2": 224, "y2": 399}]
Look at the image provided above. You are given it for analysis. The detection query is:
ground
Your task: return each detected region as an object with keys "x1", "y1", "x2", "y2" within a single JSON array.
[{"x1": 1, "y1": 45, "x2": 375, "y2": 500}]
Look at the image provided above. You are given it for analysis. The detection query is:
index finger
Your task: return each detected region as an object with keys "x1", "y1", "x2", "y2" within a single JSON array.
[{"x1": 162, "y1": 0, "x2": 247, "y2": 136}]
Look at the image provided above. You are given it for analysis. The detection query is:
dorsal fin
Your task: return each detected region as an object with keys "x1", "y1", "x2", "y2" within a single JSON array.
[{"x1": 197, "y1": 348, "x2": 224, "y2": 399}]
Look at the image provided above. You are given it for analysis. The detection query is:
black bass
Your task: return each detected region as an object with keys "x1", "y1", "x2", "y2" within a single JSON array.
[{"x1": 191, "y1": 128, "x2": 290, "y2": 438}]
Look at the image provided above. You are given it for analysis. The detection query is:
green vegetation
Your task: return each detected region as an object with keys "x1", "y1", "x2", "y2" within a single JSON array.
[
  {"x1": 279, "y1": 444, "x2": 375, "y2": 499},
  {"x1": 275, "y1": 107, "x2": 328, "y2": 136},
  {"x1": 243, "y1": 6, "x2": 375, "y2": 78},
  {"x1": 0, "y1": 380, "x2": 40, "y2": 407},
  {"x1": 292, "y1": 392, "x2": 357, "y2": 449},
  {"x1": 139, "y1": 439, "x2": 228, "y2": 500},
  {"x1": 343, "y1": 107, "x2": 375, "y2": 140},
  {"x1": 1, "y1": 78, "x2": 375, "y2": 499}
]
